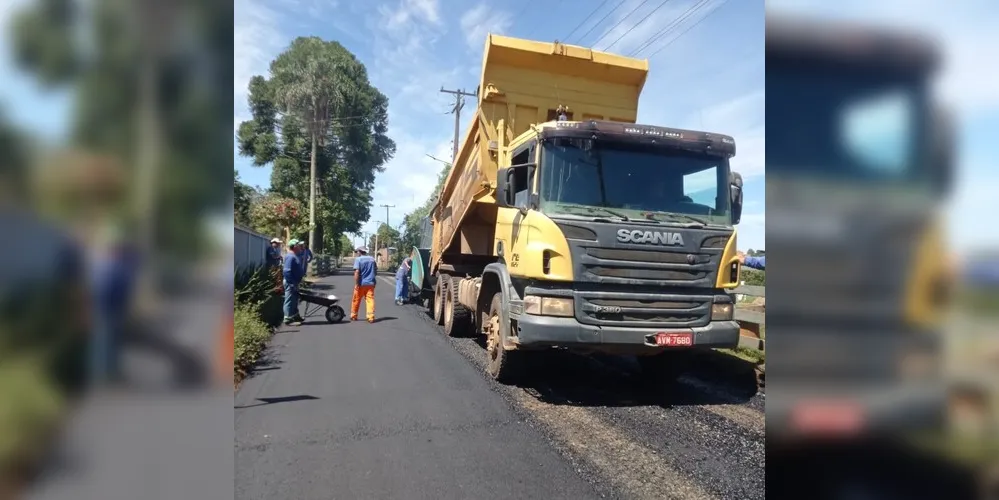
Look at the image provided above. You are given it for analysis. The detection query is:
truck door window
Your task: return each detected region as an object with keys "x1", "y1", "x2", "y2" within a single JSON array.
[{"x1": 511, "y1": 144, "x2": 535, "y2": 208}]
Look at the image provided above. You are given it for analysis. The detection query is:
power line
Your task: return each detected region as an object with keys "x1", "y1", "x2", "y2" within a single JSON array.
[
  {"x1": 561, "y1": 0, "x2": 610, "y2": 43},
  {"x1": 629, "y1": 0, "x2": 711, "y2": 56},
  {"x1": 646, "y1": 0, "x2": 729, "y2": 59},
  {"x1": 572, "y1": 0, "x2": 627, "y2": 46},
  {"x1": 590, "y1": 0, "x2": 652, "y2": 49},
  {"x1": 601, "y1": 0, "x2": 676, "y2": 52}
]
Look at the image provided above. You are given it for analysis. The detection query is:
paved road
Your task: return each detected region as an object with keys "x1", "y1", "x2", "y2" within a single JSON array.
[{"x1": 235, "y1": 273, "x2": 765, "y2": 500}]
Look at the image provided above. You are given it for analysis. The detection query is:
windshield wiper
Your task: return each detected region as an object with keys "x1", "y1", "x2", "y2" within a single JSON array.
[
  {"x1": 642, "y1": 211, "x2": 708, "y2": 227},
  {"x1": 558, "y1": 204, "x2": 630, "y2": 221}
]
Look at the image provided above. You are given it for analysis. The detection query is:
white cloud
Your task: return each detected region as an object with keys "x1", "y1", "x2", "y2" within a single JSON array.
[
  {"x1": 379, "y1": 0, "x2": 442, "y2": 33},
  {"x1": 459, "y1": 3, "x2": 512, "y2": 52},
  {"x1": 233, "y1": 0, "x2": 284, "y2": 128}
]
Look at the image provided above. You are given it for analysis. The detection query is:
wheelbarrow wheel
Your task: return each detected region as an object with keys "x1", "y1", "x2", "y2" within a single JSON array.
[{"x1": 325, "y1": 305, "x2": 345, "y2": 323}]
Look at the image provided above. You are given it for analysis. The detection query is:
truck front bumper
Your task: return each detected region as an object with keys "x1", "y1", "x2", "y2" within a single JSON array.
[{"x1": 513, "y1": 314, "x2": 740, "y2": 351}]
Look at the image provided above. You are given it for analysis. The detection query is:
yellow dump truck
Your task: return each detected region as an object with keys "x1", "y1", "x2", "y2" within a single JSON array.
[{"x1": 422, "y1": 34, "x2": 746, "y2": 383}]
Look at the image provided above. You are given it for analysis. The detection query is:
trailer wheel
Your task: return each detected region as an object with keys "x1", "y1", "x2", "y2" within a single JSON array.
[
  {"x1": 433, "y1": 274, "x2": 445, "y2": 325},
  {"x1": 484, "y1": 292, "x2": 524, "y2": 384},
  {"x1": 443, "y1": 275, "x2": 471, "y2": 337}
]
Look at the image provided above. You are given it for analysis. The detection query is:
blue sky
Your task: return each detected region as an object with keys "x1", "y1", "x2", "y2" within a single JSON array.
[
  {"x1": 2, "y1": 0, "x2": 992, "y2": 256},
  {"x1": 233, "y1": 0, "x2": 767, "y2": 250}
]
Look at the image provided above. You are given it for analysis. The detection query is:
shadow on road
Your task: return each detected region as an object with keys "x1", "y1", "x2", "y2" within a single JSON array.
[
  {"x1": 370, "y1": 316, "x2": 396, "y2": 323},
  {"x1": 513, "y1": 349, "x2": 758, "y2": 409},
  {"x1": 416, "y1": 303, "x2": 758, "y2": 410},
  {"x1": 235, "y1": 394, "x2": 320, "y2": 409}
]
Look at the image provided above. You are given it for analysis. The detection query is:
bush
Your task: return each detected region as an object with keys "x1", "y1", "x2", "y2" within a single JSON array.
[
  {"x1": 234, "y1": 305, "x2": 272, "y2": 377},
  {"x1": 742, "y1": 268, "x2": 765, "y2": 287},
  {"x1": 0, "y1": 358, "x2": 64, "y2": 476},
  {"x1": 235, "y1": 263, "x2": 276, "y2": 306}
]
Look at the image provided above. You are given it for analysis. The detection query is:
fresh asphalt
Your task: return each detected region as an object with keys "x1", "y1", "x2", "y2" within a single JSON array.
[
  {"x1": 235, "y1": 272, "x2": 602, "y2": 500},
  {"x1": 235, "y1": 272, "x2": 765, "y2": 500}
]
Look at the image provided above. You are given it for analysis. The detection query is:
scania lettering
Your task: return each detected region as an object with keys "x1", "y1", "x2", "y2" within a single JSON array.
[{"x1": 616, "y1": 229, "x2": 685, "y2": 246}]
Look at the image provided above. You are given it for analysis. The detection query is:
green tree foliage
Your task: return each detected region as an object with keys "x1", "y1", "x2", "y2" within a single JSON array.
[
  {"x1": 237, "y1": 37, "x2": 394, "y2": 253},
  {"x1": 335, "y1": 234, "x2": 353, "y2": 257},
  {"x1": 234, "y1": 169, "x2": 259, "y2": 227},
  {"x1": 399, "y1": 162, "x2": 452, "y2": 251},
  {"x1": 368, "y1": 223, "x2": 400, "y2": 250},
  {"x1": 9, "y1": 0, "x2": 232, "y2": 255}
]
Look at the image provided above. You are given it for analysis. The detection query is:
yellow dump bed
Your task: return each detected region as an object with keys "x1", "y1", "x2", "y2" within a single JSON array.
[{"x1": 430, "y1": 34, "x2": 649, "y2": 267}]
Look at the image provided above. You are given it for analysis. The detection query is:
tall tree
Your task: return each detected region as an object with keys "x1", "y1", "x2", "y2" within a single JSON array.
[
  {"x1": 234, "y1": 169, "x2": 258, "y2": 227},
  {"x1": 237, "y1": 37, "x2": 393, "y2": 253},
  {"x1": 368, "y1": 223, "x2": 400, "y2": 251}
]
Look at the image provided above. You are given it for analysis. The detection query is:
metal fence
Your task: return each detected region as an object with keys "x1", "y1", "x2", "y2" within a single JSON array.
[{"x1": 234, "y1": 225, "x2": 271, "y2": 268}]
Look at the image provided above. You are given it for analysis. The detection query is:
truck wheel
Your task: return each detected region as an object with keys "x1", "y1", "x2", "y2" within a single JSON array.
[
  {"x1": 443, "y1": 275, "x2": 471, "y2": 337},
  {"x1": 484, "y1": 292, "x2": 524, "y2": 384},
  {"x1": 433, "y1": 274, "x2": 445, "y2": 325}
]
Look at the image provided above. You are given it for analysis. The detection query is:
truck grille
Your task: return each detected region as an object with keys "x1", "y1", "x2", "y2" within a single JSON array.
[
  {"x1": 575, "y1": 290, "x2": 713, "y2": 328},
  {"x1": 580, "y1": 247, "x2": 717, "y2": 286}
]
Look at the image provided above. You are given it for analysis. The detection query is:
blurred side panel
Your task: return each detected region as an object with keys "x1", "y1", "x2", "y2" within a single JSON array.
[{"x1": 765, "y1": 6, "x2": 994, "y2": 499}]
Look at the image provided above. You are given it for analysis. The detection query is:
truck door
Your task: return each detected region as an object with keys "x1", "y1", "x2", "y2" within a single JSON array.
[{"x1": 495, "y1": 141, "x2": 537, "y2": 271}]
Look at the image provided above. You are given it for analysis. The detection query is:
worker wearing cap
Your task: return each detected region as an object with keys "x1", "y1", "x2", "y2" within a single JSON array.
[
  {"x1": 351, "y1": 246, "x2": 377, "y2": 322},
  {"x1": 282, "y1": 239, "x2": 306, "y2": 325},
  {"x1": 266, "y1": 238, "x2": 283, "y2": 268}
]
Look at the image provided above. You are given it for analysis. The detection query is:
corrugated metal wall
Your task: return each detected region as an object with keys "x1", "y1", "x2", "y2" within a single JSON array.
[{"x1": 234, "y1": 225, "x2": 270, "y2": 268}]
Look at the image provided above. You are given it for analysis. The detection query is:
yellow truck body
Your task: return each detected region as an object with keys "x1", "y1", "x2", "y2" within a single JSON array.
[{"x1": 423, "y1": 33, "x2": 746, "y2": 384}]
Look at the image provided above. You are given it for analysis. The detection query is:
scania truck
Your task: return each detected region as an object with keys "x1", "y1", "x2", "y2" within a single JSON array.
[{"x1": 415, "y1": 34, "x2": 747, "y2": 383}]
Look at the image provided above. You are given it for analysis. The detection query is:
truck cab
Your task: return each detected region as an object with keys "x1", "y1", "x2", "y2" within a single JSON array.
[{"x1": 490, "y1": 120, "x2": 745, "y2": 360}]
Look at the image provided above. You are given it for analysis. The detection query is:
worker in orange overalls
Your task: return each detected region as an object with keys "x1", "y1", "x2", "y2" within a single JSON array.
[{"x1": 350, "y1": 247, "x2": 377, "y2": 322}]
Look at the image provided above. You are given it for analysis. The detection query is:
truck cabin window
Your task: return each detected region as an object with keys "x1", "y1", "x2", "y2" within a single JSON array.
[
  {"x1": 538, "y1": 138, "x2": 730, "y2": 225},
  {"x1": 767, "y1": 63, "x2": 927, "y2": 185},
  {"x1": 510, "y1": 144, "x2": 535, "y2": 207}
]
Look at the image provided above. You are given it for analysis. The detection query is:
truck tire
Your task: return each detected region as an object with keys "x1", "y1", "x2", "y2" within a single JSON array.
[
  {"x1": 433, "y1": 274, "x2": 445, "y2": 325},
  {"x1": 443, "y1": 275, "x2": 471, "y2": 337},
  {"x1": 484, "y1": 292, "x2": 524, "y2": 384}
]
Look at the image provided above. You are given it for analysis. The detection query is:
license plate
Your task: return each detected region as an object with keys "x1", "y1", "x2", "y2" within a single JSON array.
[
  {"x1": 790, "y1": 400, "x2": 863, "y2": 435},
  {"x1": 654, "y1": 332, "x2": 693, "y2": 347}
]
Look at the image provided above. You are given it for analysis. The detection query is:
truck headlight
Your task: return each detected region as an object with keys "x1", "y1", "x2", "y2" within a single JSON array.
[
  {"x1": 711, "y1": 303, "x2": 734, "y2": 321},
  {"x1": 524, "y1": 295, "x2": 574, "y2": 317}
]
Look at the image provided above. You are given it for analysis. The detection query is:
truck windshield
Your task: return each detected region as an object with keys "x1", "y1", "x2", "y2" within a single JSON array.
[
  {"x1": 538, "y1": 139, "x2": 731, "y2": 225},
  {"x1": 767, "y1": 64, "x2": 929, "y2": 185}
]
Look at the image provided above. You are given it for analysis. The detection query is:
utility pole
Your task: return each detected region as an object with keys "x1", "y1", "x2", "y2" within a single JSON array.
[
  {"x1": 379, "y1": 203, "x2": 395, "y2": 268},
  {"x1": 440, "y1": 87, "x2": 477, "y2": 163},
  {"x1": 381, "y1": 204, "x2": 395, "y2": 230}
]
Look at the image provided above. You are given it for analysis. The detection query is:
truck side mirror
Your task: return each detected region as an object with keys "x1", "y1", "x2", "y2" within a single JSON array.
[
  {"x1": 495, "y1": 168, "x2": 515, "y2": 208},
  {"x1": 729, "y1": 171, "x2": 744, "y2": 225},
  {"x1": 930, "y1": 104, "x2": 954, "y2": 196}
]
